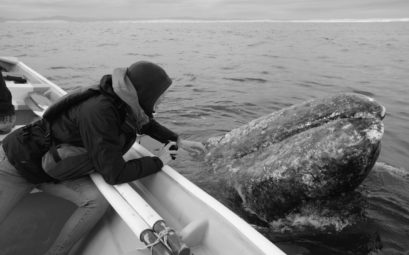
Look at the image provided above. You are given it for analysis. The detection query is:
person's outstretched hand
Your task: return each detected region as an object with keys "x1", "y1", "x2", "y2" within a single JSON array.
[
  {"x1": 158, "y1": 142, "x2": 178, "y2": 165},
  {"x1": 178, "y1": 138, "x2": 206, "y2": 156}
]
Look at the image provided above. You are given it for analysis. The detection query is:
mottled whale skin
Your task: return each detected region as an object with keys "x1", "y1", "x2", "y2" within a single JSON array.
[{"x1": 204, "y1": 93, "x2": 385, "y2": 222}]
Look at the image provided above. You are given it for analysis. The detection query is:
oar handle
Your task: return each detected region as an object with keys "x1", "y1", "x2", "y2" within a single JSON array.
[
  {"x1": 119, "y1": 148, "x2": 192, "y2": 254},
  {"x1": 140, "y1": 229, "x2": 173, "y2": 255},
  {"x1": 114, "y1": 184, "x2": 191, "y2": 255},
  {"x1": 153, "y1": 220, "x2": 191, "y2": 255}
]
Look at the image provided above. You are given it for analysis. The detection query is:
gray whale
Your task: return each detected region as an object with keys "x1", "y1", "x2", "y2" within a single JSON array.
[{"x1": 204, "y1": 93, "x2": 385, "y2": 222}]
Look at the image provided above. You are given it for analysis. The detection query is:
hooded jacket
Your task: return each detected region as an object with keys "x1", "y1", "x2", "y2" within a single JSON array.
[{"x1": 2, "y1": 73, "x2": 178, "y2": 184}]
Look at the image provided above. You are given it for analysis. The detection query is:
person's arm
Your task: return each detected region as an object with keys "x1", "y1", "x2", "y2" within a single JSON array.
[
  {"x1": 78, "y1": 101, "x2": 164, "y2": 185},
  {"x1": 141, "y1": 118, "x2": 206, "y2": 154},
  {"x1": 0, "y1": 71, "x2": 16, "y2": 133},
  {"x1": 0, "y1": 71, "x2": 15, "y2": 116},
  {"x1": 140, "y1": 118, "x2": 178, "y2": 143}
]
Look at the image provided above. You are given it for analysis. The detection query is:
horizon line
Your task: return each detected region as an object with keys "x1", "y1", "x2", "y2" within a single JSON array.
[{"x1": 3, "y1": 18, "x2": 409, "y2": 23}]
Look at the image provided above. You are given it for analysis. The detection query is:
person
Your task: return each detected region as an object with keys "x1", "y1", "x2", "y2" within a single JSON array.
[
  {"x1": 0, "y1": 70, "x2": 16, "y2": 134},
  {"x1": 0, "y1": 61, "x2": 205, "y2": 255}
]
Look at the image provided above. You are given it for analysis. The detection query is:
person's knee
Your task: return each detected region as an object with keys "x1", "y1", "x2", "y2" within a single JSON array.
[{"x1": 79, "y1": 187, "x2": 109, "y2": 210}]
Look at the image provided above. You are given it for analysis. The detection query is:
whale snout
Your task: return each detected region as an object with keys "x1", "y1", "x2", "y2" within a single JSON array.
[{"x1": 356, "y1": 94, "x2": 386, "y2": 120}]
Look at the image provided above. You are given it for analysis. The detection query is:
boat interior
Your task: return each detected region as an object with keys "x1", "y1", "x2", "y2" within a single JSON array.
[
  {"x1": 0, "y1": 68, "x2": 80, "y2": 254},
  {"x1": 0, "y1": 58, "x2": 285, "y2": 255}
]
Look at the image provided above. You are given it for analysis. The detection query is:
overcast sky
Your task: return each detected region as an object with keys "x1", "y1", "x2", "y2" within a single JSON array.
[{"x1": 1, "y1": 0, "x2": 408, "y2": 20}]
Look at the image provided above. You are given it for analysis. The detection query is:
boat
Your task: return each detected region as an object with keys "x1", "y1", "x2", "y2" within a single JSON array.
[{"x1": 0, "y1": 57, "x2": 285, "y2": 255}]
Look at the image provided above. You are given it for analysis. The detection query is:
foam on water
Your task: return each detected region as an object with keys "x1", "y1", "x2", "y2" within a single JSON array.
[
  {"x1": 270, "y1": 212, "x2": 353, "y2": 233},
  {"x1": 374, "y1": 162, "x2": 409, "y2": 178}
]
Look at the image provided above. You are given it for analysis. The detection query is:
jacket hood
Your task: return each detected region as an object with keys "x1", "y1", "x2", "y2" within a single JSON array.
[
  {"x1": 125, "y1": 61, "x2": 172, "y2": 118},
  {"x1": 101, "y1": 73, "x2": 150, "y2": 130}
]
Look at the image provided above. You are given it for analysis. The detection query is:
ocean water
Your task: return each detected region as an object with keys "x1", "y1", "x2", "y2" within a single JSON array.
[{"x1": 1, "y1": 21, "x2": 408, "y2": 254}]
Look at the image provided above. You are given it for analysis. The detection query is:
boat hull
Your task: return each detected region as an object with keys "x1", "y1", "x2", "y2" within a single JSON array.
[{"x1": 0, "y1": 57, "x2": 284, "y2": 255}]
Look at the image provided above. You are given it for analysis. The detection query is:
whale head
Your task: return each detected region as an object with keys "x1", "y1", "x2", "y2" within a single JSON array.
[{"x1": 205, "y1": 93, "x2": 385, "y2": 222}]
